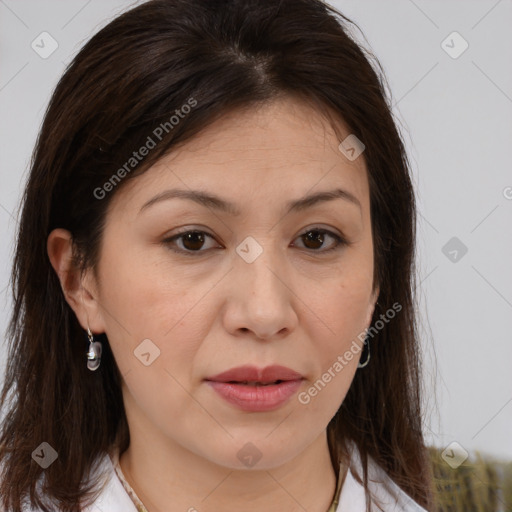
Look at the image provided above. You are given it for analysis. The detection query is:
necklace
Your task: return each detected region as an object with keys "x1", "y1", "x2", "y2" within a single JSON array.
[{"x1": 111, "y1": 449, "x2": 345, "y2": 512}]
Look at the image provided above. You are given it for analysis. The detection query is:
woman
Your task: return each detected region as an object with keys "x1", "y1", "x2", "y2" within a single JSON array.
[{"x1": 0, "y1": 0, "x2": 434, "y2": 510}]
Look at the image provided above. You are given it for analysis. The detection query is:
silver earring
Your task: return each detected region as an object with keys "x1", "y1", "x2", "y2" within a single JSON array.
[
  {"x1": 86, "y1": 327, "x2": 102, "y2": 371},
  {"x1": 358, "y1": 335, "x2": 370, "y2": 368},
  {"x1": 358, "y1": 301, "x2": 379, "y2": 369}
]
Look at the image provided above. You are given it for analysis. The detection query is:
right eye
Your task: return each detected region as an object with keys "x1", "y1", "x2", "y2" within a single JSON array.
[{"x1": 162, "y1": 229, "x2": 222, "y2": 255}]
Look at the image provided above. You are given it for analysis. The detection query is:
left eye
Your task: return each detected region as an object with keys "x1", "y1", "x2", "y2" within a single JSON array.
[
  {"x1": 163, "y1": 228, "x2": 348, "y2": 255},
  {"x1": 292, "y1": 228, "x2": 347, "y2": 253}
]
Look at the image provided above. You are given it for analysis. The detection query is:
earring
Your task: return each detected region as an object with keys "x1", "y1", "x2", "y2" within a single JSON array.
[
  {"x1": 358, "y1": 334, "x2": 371, "y2": 368},
  {"x1": 86, "y1": 327, "x2": 102, "y2": 371}
]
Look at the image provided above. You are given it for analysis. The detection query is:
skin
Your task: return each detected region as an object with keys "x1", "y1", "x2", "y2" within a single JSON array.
[{"x1": 48, "y1": 96, "x2": 379, "y2": 512}]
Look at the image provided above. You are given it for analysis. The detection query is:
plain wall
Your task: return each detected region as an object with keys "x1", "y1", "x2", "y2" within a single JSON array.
[{"x1": 1, "y1": 0, "x2": 511, "y2": 460}]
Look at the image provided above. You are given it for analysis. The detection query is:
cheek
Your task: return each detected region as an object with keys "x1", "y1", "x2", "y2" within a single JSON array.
[
  {"x1": 301, "y1": 262, "x2": 372, "y2": 398},
  {"x1": 294, "y1": 349, "x2": 358, "y2": 437},
  {"x1": 308, "y1": 266, "x2": 373, "y2": 342},
  {"x1": 295, "y1": 284, "x2": 366, "y2": 420},
  {"x1": 99, "y1": 231, "x2": 197, "y2": 326},
  {"x1": 95, "y1": 240, "x2": 207, "y2": 377}
]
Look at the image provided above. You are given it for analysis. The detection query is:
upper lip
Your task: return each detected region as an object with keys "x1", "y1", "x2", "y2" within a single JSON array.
[{"x1": 205, "y1": 365, "x2": 303, "y2": 383}]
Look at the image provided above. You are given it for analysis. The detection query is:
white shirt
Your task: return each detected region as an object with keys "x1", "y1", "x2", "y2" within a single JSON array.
[{"x1": 19, "y1": 443, "x2": 427, "y2": 512}]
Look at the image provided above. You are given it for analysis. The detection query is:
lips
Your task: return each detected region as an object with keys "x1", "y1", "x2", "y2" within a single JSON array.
[
  {"x1": 205, "y1": 365, "x2": 304, "y2": 412},
  {"x1": 205, "y1": 365, "x2": 303, "y2": 384}
]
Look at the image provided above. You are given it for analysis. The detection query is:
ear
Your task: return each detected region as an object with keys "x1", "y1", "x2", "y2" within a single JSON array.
[{"x1": 47, "y1": 228, "x2": 106, "y2": 334}]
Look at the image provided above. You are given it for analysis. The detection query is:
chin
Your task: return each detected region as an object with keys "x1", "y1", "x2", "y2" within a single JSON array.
[{"x1": 197, "y1": 437, "x2": 307, "y2": 472}]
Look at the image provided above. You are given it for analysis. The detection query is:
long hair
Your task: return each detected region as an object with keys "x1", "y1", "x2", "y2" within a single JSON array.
[{"x1": 0, "y1": 0, "x2": 434, "y2": 510}]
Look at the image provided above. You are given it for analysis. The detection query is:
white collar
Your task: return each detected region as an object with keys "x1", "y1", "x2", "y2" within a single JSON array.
[{"x1": 337, "y1": 442, "x2": 428, "y2": 511}]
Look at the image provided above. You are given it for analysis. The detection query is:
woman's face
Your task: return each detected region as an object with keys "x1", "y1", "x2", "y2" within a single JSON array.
[{"x1": 85, "y1": 96, "x2": 378, "y2": 469}]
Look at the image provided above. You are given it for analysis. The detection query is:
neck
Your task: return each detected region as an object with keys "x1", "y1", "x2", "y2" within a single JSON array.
[{"x1": 118, "y1": 422, "x2": 339, "y2": 512}]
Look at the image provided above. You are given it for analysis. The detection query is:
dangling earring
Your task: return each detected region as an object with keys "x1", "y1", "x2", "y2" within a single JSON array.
[
  {"x1": 86, "y1": 327, "x2": 102, "y2": 371},
  {"x1": 358, "y1": 334, "x2": 371, "y2": 368},
  {"x1": 358, "y1": 300, "x2": 379, "y2": 369}
]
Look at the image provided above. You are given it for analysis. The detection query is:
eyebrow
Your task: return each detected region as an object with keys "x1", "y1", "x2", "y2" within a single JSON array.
[{"x1": 139, "y1": 187, "x2": 361, "y2": 216}]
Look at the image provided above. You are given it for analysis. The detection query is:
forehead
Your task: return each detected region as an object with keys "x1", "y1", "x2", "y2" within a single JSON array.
[
  {"x1": 108, "y1": 96, "x2": 370, "y2": 217},
  {"x1": 164, "y1": 96, "x2": 363, "y2": 168}
]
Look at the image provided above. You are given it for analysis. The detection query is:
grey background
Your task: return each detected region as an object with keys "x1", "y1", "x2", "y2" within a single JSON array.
[{"x1": 1, "y1": 0, "x2": 511, "y2": 460}]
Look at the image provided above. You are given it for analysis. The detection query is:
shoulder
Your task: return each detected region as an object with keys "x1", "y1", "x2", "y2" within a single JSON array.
[
  {"x1": 336, "y1": 442, "x2": 428, "y2": 512},
  {"x1": 14, "y1": 450, "x2": 137, "y2": 512}
]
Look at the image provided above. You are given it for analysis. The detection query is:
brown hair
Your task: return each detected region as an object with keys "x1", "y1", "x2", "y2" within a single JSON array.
[{"x1": 0, "y1": 0, "x2": 434, "y2": 510}]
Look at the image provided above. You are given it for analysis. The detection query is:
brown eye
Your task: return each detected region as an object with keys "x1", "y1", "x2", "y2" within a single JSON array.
[
  {"x1": 164, "y1": 230, "x2": 220, "y2": 255},
  {"x1": 163, "y1": 227, "x2": 348, "y2": 257},
  {"x1": 302, "y1": 230, "x2": 325, "y2": 249},
  {"x1": 294, "y1": 228, "x2": 347, "y2": 253},
  {"x1": 180, "y1": 231, "x2": 206, "y2": 251}
]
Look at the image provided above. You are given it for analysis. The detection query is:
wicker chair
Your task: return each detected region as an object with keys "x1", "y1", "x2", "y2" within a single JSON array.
[{"x1": 429, "y1": 447, "x2": 512, "y2": 511}]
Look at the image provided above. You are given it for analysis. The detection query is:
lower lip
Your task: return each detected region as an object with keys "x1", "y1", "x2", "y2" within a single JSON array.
[{"x1": 206, "y1": 379, "x2": 303, "y2": 412}]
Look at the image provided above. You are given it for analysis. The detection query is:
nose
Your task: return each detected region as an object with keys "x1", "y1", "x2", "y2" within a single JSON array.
[{"x1": 221, "y1": 243, "x2": 299, "y2": 341}]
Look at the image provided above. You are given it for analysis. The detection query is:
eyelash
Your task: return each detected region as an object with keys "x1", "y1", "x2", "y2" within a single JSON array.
[{"x1": 162, "y1": 227, "x2": 350, "y2": 256}]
